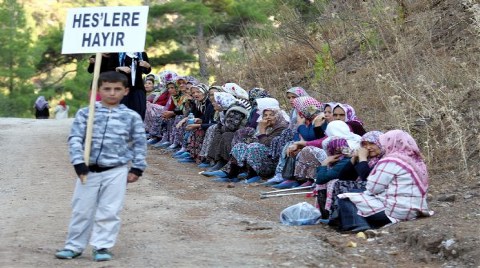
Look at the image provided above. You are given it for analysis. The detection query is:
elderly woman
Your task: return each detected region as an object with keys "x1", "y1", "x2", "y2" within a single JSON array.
[
  {"x1": 336, "y1": 130, "x2": 432, "y2": 232},
  {"x1": 220, "y1": 98, "x2": 289, "y2": 183}
]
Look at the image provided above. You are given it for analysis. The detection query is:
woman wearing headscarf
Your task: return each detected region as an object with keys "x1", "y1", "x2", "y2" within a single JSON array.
[
  {"x1": 332, "y1": 103, "x2": 366, "y2": 136},
  {"x1": 327, "y1": 131, "x2": 385, "y2": 224},
  {"x1": 336, "y1": 130, "x2": 432, "y2": 232},
  {"x1": 34, "y1": 96, "x2": 50, "y2": 119},
  {"x1": 54, "y1": 100, "x2": 69, "y2": 119},
  {"x1": 223, "y1": 98, "x2": 289, "y2": 183},
  {"x1": 206, "y1": 92, "x2": 250, "y2": 171},
  {"x1": 265, "y1": 96, "x2": 325, "y2": 186},
  {"x1": 177, "y1": 84, "x2": 216, "y2": 163}
]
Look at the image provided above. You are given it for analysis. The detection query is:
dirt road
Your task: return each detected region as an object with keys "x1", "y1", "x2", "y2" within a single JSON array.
[{"x1": 0, "y1": 118, "x2": 478, "y2": 267}]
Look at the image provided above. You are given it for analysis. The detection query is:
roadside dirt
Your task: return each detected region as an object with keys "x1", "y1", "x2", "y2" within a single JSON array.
[{"x1": 0, "y1": 118, "x2": 479, "y2": 267}]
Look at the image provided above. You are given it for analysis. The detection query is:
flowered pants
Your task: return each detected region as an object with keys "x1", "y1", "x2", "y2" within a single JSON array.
[{"x1": 294, "y1": 146, "x2": 327, "y2": 180}]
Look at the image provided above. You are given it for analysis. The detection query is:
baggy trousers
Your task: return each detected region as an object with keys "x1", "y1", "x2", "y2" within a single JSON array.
[{"x1": 64, "y1": 166, "x2": 128, "y2": 252}]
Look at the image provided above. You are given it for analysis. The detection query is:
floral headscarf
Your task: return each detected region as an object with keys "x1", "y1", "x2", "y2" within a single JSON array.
[
  {"x1": 361, "y1": 131, "x2": 385, "y2": 168},
  {"x1": 333, "y1": 103, "x2": 363, "y2": 124},
  {"x1": 292, "y1": 96, "x2": 324, "y2": 121},
  {"x1": 214, "y1": 92, "x2": 237, "y2": 111},
  {"x1": 378, "y1": 130, "x2": 429, "y2": 195},
  {"x1": 248, "y1": 88, "x2": 271, "y2": 104},
  {"x1": 222, "y1": 83, "x2": 249, "y2": 100},
  {"x1": 286, "y1": 86, "x2": 309, "y2": 97},
  {"x1": 327, "y1": 137, "x2": 349, "y2": 156},
  {"x1": 185, "y1": 75, "x2": 198, "y2": 85},
  {"x1": 323, "y1": 120, "x2": 361, "y2": 150},
  {"x1": 192, "y1": 83, "x2": 210, "y2": 113}
]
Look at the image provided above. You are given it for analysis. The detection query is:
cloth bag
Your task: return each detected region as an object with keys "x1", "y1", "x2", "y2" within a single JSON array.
[{"x1": 281, "y1": 156, "x2": 296, "y2": 180}]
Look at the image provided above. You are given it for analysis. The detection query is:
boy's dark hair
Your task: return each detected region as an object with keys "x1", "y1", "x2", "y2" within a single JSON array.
[{"x1": 97, "y1": 71, "x2": 129, "y2": 88}]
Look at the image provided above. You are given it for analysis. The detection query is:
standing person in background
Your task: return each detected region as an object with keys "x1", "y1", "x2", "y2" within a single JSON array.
[
  {"x1": 54, "y1": 100, "x2": 69, "y2": 119},
  {"x1": 34, "y1": 96, "x2": 50, "y2": 119},
  {"x1": 116, "y1": 52, "x2": 152, "y2": 120}
]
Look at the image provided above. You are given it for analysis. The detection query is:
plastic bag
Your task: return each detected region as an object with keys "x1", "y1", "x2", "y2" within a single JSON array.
[{"x1": 280, "y1": 202, "x2": 321, "y2": 226}]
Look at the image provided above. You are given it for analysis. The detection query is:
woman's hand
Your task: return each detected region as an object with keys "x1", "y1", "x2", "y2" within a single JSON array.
[
  {"x1": 89, "y1": 57, "x2": 95, "y2": 64},
  {"x1": 116, "y1": 66, "x2": 131, "y2": 73},
  {"x1": 162, "y1": 111, "x2": 175, "y2": 119},
  {"x1": 357, "y1": 147, "x2": 369, "y2": 162},
  {"x1": 176, "y1": 118, "x2": 188, "y2": 128},
  {"x1": 313, "y1": 112, "x2": 326, "y2": 127},
  {"x1": 194, "y1": 118, "x2": 203, "y2": 124},
  {"x1": 185, "y1": 123, "x2": 201, "y2": 131},
  {"x1": 321, "y1": 154, "x2": 341, "y2": 166},
  {"x1": 258, "y1": 120, "x2": 269, "y2": 134}
]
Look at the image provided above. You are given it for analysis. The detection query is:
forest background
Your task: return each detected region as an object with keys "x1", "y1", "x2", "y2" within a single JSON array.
[{"x1": 0, "y1": 0, "x2": 479, "y2": 178}]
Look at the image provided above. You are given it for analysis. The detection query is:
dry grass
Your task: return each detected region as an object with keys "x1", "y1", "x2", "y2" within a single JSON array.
[{"x1": 209, "y1": 0, "x2": 479, "y2": 179}]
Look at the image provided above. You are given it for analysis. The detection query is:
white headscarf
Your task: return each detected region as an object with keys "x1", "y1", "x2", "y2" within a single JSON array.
[
  {"x1": 255, "y1": 97, "x2": 290, "y2": 123},
  {"x1": 222, "y1": 83, "x2": 249, "y2": 100},
  {"x1": 322, "y1": 120, "x2": 361, "y2": 150}
]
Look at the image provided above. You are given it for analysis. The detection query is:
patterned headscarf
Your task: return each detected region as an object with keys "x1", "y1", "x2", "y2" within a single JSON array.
[
  {"x1": 248, "y1": 88, "x2": 271, "y2": 104},
  {"x1": 286, "y1": 86, "x2": 309, "y2": 97},
  {"x1": 185, "y1": 76, "x2": 198, "y2": 85},
  {"x1": 256, "y1": 98, "x2": 290, "y2": 123},
  {"x1": 35, "y1": 96, "x2": 49, "y2": 110},
  {"x1": 378, "y1": 130, "x2": 429, "y2": 195},
  {"x1": 324, "y1": 120, "x2": 361, "y2": 150},
  {"x1": 222, "y1": 83, "x2": 249, "y2": 100},
  {"x1": 333, "y1": 103, "x2": 363, "y2": 124},
  {"x1": 214, "y1": 92, "x2": 237, "y2": 111},
  {"x1": 361, "y1": 131, "x2": 385, "y2": 168},
  {"x1": 192, "y1": 83, "x2": 210, "y2": 113},
  {"x1": 327, "y1": 137, "x2": 349, "y2": 156},
  {"x1": 292, "y1": 96, "x2": 324, "y2": 120},
  {"x1": 158, "y1": 70, "x2": 178, "y2": 92}
]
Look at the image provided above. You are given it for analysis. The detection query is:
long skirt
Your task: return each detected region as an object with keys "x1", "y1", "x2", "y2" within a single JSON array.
[
  {"x1": 269, "y1": 128, "x2": 295, "y2": 159},
  {"x1": 171, "y1": 115, "x2": 185, "y2": 146},
  {"x1": 231, "y1": 142, "x2": 276, "y2": 177},
  {"x1": 145, "y1": 102, "x2": 166, "y2": 137},
  {"x1": 208, "y1": 131, "x2": 236, "y2": 162},
  {"x1": 187, "y1": 128, "x2": 206, "y2": 161},
  {"x1": 121, "y1": 89, "x2": 146, "y2": 120},
  {"x1": 199, "y1": 124, "x2": 217, "y2": 159},
  {"x1": 294, "y1": 146, "x2": 327, "y2": 180}
]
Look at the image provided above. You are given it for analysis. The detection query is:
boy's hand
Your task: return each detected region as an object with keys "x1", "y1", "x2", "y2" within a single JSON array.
[
  {"x1": 127, "y1": 173, "x2": 139, "y2": 183},
  {"x1": 73, "y1": 163, "x2": 89, "y2": 177}
]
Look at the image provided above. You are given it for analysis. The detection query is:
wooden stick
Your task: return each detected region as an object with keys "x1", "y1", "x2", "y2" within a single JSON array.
[{"x1": 81, "y1": 52, "x2": 102, "y2": 184}]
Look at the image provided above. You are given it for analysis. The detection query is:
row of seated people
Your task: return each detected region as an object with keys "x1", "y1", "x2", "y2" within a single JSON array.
[{"x1": 143, "y1": 71, "x2": 432, "y2": 232}]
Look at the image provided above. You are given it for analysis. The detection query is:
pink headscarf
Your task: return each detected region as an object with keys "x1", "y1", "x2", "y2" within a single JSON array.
[
  {"x1": 334, "y1": 103, "x2": 363, "y2": 125},
  {"x1": 361, "y1": 130, "x2": 385, "y2": 168},
  {"x1": 378, "y1": 130, "x2": 429, "y2": 195},
  {"x1": 292, "y1": 96, "x2": 323, "y2": 121}
]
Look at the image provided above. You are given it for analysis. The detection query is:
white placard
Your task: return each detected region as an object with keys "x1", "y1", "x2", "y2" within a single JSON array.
[{"x1": 62, "y1": 6, "x2": 149, "y2": 54}]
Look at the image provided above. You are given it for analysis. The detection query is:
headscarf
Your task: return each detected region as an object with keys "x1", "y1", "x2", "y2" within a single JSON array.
[
  {"x1": 256, "y1": 98, "x2": 290, "y2": 123},
  {"x1": 333, "y1": 103, "x2": 363, "y2": 124},
  {"x1": 222, "y1": 83, "x2": 249, "y2": 100},
  {"x1": 248, "y1": 88, "x2": 271, "y2": 104},
  {"x1": 158, "y1": 70, "x2": 178, "y2": 92},
  {"x1": 292, "y1": 96, "x2": 324, "y2": 121},
  {"x1": 326, "y1": 137, "x2": 349, "y2": 156},
  {"x1": 323, "y1": 102, "x2": 338, "y2": 111},
  {"x1": 176, "y1": 76, "x2": 187, "y2": 87},
  {"x1": 185, "y1": 76, "x2": 198, "y2": 85},
  {"x1": 192, "y1": 83, "x2": 209, "y2": 113},
  {"x1": 166, "y1": 82, "x2": 182, "y2": 107},
  {"x1": 378, "y1": 130, "x2": 429, "y2": 195},
  {"x1": 286, "y1": 86, "x2": 309, "y2": 97},
  {"x1": 323, "y1": 120, "x2": 361, "y2": 150},
  {"x1": 361, "y1": 131, "x2": 385, "y2": 168},
  {"x1": 58, "y1": 100, "x2": 66, "y2": 109},
  {"x1": 214, "y1": 92, "x2": 237, "y2": 111},
  {"x1": 35, "y1": 96, "x2": 49, "y2": 110}
]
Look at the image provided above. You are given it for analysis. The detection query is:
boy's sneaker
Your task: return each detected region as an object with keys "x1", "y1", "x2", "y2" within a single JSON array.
[
  {"x1": 55, "y1": 249, "x2": 82, "y2": 259},
  {"x1": 92, "y1": 248, "x2": 113, "y2": 262}
]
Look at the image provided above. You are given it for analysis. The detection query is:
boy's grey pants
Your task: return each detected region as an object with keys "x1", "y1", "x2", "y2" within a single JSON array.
[{"x1": 64, "y1": 166, "x2": 128, "y2": 252}]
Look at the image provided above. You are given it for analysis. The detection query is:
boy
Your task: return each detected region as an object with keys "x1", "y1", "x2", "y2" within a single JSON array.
[{"x1": 55, "y1": 71, "x2": 147, "y2": 262}]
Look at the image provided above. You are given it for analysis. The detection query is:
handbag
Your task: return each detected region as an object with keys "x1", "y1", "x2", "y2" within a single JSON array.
[{"x1": 281, "y1": 156, "x2": 296, "y2": 180}]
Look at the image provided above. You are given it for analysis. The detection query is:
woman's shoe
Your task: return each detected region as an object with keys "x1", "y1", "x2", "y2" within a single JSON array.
[
  {"x1": 173, "y1": 152, "x2": 191, "y2": 159},
  {"x1": 272, "y1": 180, "x2": 300, "y2": 189},
  {"x1": 298, "y1": 180, "x2": 313, "y2": 187},
  {"x1": 206, "y1": 161, "x2": 226, "y2": 172},
  {"x1": 244, "y1": 176, "x2": 261, "y2": 184},
  {"x1": 197, "y1": 162, "x2": 211, "y2": 168},
  {"x1": 237, "y1": 172, "x2": 248, "y2": 180},
  {"x1": 178, "y1": 157, "x2": 195, "y2": 163},
  {"x1": 201, "y1": 170, "x2": 227, "y2": 177}
]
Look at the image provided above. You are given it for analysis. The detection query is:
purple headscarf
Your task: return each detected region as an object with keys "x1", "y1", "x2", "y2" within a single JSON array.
[{"x1": 35, "y1": 96, "x2": 49, "y2": 110}]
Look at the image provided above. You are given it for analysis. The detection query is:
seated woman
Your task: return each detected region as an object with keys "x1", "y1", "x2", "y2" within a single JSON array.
[
  {"x1": 326, "y1": 131, "x2": 384, "y2": 223},
  {"x1": 221, "y1": 98, "x2": 289, "y2": 183},
  {"x1": 177, "y1": 84, "x2": 216, "y2": 163},
  {"x1": 207, "y1": 92, "x2": 249, "y2": 171},
  {"x1": 332, "y1": 103, "x2": 366, "y2": 136},
  {"x1": 336, "y1": 130, "x2": 432, "y2": 232},
  {"x1": 266, "y1": 95, "x2": 325, "y2": 186}
]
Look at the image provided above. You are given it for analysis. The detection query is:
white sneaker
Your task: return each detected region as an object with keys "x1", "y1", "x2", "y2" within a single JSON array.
[{"x1": 267, "y1": 173, "x2": 284, "y2": 183}]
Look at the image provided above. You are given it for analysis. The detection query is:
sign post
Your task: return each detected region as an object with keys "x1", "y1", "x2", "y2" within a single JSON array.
[{"x1": 62, "y1": 6, "x2": 149, "y2": 183}]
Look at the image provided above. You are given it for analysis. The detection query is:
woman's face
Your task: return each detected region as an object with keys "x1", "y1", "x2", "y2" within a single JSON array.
[
  {"x1": 333, "y1": 107, "x2": 346, "y2": 121},
  {"x1": 324, "y1": 106, "x2": 333, "y2": 122},
  {"x1": 191, "y1": 87, "x2": 205, "y2": 101},
  {"x1": 177, "y1": 79, "x2": 187, "y2": 92},
  {"x1": 144, "y1": 80, "x2": 154, "y2": 93},
  {"x1": 209, "y1": 89, "x2": 219, "y2": 103},
  {"x1": 362, "y1": 142, "x2": 382, "y2": 158},
  {"x1": 263, "y1": 110, "x2": 277, "y2": 125},
  {"x1": 186, "y1": 82, "x2": 193, "y2": 90},
  {"x1": 167, "y1": 83, "x2": 177, "y2": 95},
  {"x1": 286, "y1": 93, "x2": 297, "y2": 107}
]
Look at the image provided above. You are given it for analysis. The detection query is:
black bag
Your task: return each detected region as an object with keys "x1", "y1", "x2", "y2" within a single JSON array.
[{"x1": 281, "y1": 156, "x2": 296, "y2": 180}]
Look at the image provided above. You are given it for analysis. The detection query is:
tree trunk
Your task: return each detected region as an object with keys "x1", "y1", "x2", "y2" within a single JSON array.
[{"x1": 196, "y1": 23, "x2": 209, "y2": 80}]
